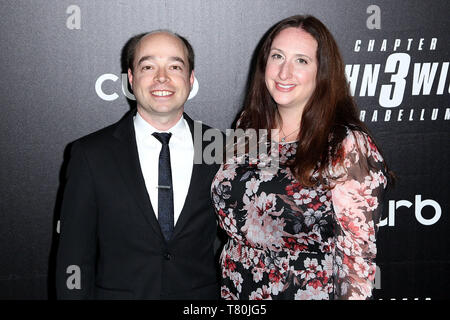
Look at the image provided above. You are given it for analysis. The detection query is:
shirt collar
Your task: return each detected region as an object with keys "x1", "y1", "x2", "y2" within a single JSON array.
[{"x1": 134, "y1": 111, "x2": 189, "y2": 143}]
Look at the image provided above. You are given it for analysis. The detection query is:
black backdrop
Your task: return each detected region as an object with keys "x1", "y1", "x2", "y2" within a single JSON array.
[{"x1": 0, "y1": 0, "x2": 448, "y2": 299}]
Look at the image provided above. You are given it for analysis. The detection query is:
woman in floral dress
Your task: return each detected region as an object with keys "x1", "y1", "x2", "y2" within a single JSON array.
[{"x1": 211, "y1": 15, "x2": 392, "y2": 300}]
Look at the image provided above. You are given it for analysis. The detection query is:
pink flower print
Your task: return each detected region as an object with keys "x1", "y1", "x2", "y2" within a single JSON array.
[
  {"x1": 321, "y1": 254, "x2": 334, "y2": 276},
  {"x1": 298, "y1": 233, "x2": 315, "y2": 246},
  {"x1": 249, "y1": 285, "x2": 272, "y2": 300},
  {"x1": 268, "y1": 269, "x2": 283, "y2": 283},
  {"x1": 231, "y1": 271, "x2": 244, "y2": 292},
  {"x1": 252, "y1": 267, "x2": 264, "y2": 283},
  {"x1": 365, "y1": 195, "x2": 379, "y2": 212},
  {"x1": 304, "y1": 258, "x2": 319, "y2": 272},
  {"x1": 309, "y1": 278, "x2": 323, "y2": 289},
  {"x1": 245, "y1": 177, "x2": 260, "y2": 196},
  {"x1": 221, "y1": 286, "x2": 238, "y2": 300}
]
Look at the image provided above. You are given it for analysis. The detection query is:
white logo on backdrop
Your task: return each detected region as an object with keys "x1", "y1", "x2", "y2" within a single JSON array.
[
  {"x1": 346, "y1": 6, "x2": 450, "y2": 122},
  {"x1": 379, "y1": 195, "x2": 442, "y2": 227},
  {"x1": 348, "y1": 41, "x2": 449, "y2": 122},
  {"x1": 95, "y1": 73, "x2": 199, "y2": 101}
]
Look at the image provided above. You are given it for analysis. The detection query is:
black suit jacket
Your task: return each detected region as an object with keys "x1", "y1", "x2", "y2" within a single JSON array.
[{"x1": 55, "y1": 110, "x2": 221, "y2": 299}]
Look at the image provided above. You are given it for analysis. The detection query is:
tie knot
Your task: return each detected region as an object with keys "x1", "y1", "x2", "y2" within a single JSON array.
[{"x1": 152, "y1": 132, "x2": 172, "y2": 145}]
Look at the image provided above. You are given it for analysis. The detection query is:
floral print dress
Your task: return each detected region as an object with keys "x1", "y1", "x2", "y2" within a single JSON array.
[{"x1": 211, "y1": 128, "x2": 387, "y2": 300}]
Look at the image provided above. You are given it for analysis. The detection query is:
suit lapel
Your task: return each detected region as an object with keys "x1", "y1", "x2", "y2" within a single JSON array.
[
  {"x1": 110, "y1": 110, "x2": 164, "y2": 240},
  {"x1": 171, "y1": 113, "x2": 208, "y2": 239}
]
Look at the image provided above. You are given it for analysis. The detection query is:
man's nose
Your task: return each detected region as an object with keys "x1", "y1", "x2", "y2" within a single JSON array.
[{"x1": 155, "y1": 68, "x2": 169, "y2": 83}]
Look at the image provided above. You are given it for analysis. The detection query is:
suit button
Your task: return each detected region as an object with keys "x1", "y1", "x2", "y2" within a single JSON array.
[{"x1": 164, "y1": 252, "x2": 172, "y2": 260}]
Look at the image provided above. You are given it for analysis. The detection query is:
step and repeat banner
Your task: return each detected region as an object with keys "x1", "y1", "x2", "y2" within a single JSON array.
[{"x1": 0, "y1": 0, "x2": 448, "y2": 299}]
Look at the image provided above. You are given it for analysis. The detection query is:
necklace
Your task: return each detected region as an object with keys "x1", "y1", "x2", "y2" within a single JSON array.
[{"x1": 280, "y1": 127, "x2": 300, "y2": 142}]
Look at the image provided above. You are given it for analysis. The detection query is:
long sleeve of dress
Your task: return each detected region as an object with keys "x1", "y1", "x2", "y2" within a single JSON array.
[{"x1": 330, "y1": 130, "x2": 387, "y2": 299}]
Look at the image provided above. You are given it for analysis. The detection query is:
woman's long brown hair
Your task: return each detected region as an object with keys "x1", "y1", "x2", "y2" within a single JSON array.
[{"x1": 238, "y1": 15, "x2": 393, "y2": 187}]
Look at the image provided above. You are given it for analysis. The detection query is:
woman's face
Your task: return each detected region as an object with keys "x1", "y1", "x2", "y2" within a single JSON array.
[{"x1": 265, "y1": 27, "x2": 318, "y2": 114}]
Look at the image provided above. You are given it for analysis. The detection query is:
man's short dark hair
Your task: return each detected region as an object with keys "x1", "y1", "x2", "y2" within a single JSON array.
[{"x1": 127, "y1": 30, "x2": 195, "y2": 74}]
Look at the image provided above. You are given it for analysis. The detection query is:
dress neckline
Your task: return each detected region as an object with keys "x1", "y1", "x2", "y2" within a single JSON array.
[{"x1": 274, "y1": 139, "x2": 298, "y2": 145}]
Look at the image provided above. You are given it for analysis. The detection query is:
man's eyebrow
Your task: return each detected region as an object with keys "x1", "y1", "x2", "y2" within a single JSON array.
[
  {"x1": 170, "y1": 56, "x2": 186, "y2": 65},
  {"x1": 137, "y1": 55, "x2": 186, "y2": 66},
  {"x1": 137, "y1": 55, "x2": 154, "y2": 66}
]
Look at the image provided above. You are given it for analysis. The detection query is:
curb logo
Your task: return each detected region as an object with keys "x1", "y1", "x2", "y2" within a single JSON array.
[
  {"x1": 95, "y1": 73, "x2": 199, "y2": 101},
  {"x1": 379, "y1": 195, "x2": 442, "y2": 227}
]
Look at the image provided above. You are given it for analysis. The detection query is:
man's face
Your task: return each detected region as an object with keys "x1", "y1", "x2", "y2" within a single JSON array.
[{"x1": 128, "y1": 32, "x2": 194, "y2": 120}]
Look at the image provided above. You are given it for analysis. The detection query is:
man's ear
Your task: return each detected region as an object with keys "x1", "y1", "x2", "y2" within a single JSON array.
[
  {"x1": 189, "y1": 70, "x2": 195, "y2": 90},
  {"x1": 127, "y1": 68, "x2": 133, "y2": 89}
]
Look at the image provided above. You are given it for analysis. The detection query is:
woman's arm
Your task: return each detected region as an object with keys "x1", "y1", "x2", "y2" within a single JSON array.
[{"x1": 330, "y1": 130, "x2": 387, "y2": 299}]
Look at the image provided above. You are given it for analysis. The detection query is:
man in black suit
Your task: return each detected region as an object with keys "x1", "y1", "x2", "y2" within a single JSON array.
[{"x1": 55, "y1": 30, "x2": 220, "y2": 299}]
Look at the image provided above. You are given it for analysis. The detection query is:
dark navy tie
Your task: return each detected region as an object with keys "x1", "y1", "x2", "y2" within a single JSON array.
[{"x1": 152, "y1": 132, "x2": 174, "y2": 241}]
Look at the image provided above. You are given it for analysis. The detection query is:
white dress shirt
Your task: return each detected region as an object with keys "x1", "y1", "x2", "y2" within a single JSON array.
[{"x1": 134, "y1": 112, "x2": 194, "y2": 226}]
